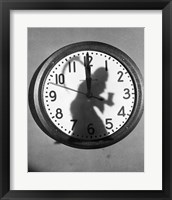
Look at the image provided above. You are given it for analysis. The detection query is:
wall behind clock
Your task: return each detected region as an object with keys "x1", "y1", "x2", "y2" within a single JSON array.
[{"x1": 28, "y1": 27, "x2": 144, "y2": 172}]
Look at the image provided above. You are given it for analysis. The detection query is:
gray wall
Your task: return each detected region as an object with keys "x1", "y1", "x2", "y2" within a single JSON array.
[{"x1": 28, "y1": 28, "x2": 144, "y2": 172}]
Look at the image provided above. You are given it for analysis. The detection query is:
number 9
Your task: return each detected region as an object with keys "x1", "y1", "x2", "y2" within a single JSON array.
[{"x1": 49, "y1": 91, "x2": 56, "y2": 101}]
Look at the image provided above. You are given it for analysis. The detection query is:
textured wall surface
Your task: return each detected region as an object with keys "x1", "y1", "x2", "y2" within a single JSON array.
[{"x1": 28, "y1": 28, "x2": 144, "y2": 172}]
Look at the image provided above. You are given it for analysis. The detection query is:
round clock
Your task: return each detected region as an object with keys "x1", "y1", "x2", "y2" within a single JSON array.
[{"x1": 29, "y1": 41, "x2": 144, "y2": 149}]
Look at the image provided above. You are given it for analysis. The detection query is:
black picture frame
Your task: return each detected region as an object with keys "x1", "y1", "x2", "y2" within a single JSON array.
[{"x1": 0, "y1": 0, "x2": 171, "y2": 199}]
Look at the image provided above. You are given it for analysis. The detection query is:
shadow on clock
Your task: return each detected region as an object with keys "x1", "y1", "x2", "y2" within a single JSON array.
[{"x1": 70, "y1": 67, "x2": 114, "y2": 140}]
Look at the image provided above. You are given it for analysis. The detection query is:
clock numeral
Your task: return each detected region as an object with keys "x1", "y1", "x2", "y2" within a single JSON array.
[
  {"x1": 84, "y1": 54, "x2": 93, "y2": 67},
  {"x1": 49, "y1": 91, "x2": 56, "y2": 101},
  {"x1": 56, "y1": 108, "x2": 63, "y2": 119},
  {"x1": 69, "y1": 61, "x2": 76, "y2": 73},
  {"x1": 55, "y1": 74, "x2": 65, "y2": 84},
  {"x1": 105, "y1": 118, "x2": 113, "y2": 129},
  {"x1": 70, "y1": 119, "x2": 77, "y2": 130},
  {"x1": 87, "y1": 123, "x2": 95, "y2": 135},
  {"x1": 117, "y1": 71, "x2": 124, "y2": 82},
  {"x1": 117, "y1": 106, "x2": 125, "y2": 117},
  {"x1": 123, "y1": 88, "x2": 131, "y2": 99}
]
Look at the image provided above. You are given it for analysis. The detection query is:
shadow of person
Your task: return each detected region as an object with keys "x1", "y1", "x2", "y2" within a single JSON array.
[{"x1": 70, "y1": 67, "x2": 114, "y2": 139}]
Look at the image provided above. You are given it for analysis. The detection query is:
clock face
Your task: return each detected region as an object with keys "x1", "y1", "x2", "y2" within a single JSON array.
[
  {"x1": 29, "y1": 41, "x2": 143, "y2": 149},
  {"x1": 42, "y1": 51, "x2": 135, "y2": 140}
]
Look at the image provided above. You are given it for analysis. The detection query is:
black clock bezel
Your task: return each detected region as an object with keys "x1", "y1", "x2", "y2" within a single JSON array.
[{"x1": 29, "y1": 41, "x2": 144, "y2": 149}]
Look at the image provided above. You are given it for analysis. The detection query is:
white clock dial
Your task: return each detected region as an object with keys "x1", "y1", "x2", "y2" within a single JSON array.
[{"x1": 43, "y1": 50, "x2": 135, "y2": 140}]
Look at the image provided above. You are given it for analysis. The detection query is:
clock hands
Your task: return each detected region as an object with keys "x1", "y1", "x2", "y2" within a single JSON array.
[
  {"x1": 84, "y1": 52, "x2": 92, "y2": 98},
  {"x1": 48, "y1": 82, "x2": 104, "y2": 101}
]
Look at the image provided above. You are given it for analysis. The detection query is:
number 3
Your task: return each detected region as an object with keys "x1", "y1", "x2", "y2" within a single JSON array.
[{"x1": 123, "y1": 88, "x2": 130, "y2": 99}]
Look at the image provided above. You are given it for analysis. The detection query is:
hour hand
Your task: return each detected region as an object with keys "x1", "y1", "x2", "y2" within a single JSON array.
[{"x1": 85, "y1": 52, "x2": 92, "y2": 97}]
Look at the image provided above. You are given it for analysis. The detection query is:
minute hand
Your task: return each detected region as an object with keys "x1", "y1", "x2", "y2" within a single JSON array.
[{"x1": 85, "y1": 52, "x2": 92, "y2": 97}]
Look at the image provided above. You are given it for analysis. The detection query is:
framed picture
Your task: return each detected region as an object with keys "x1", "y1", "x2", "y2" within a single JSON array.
[{"x1": 0, "y1": 0, "x2": 171, "y2": 199}]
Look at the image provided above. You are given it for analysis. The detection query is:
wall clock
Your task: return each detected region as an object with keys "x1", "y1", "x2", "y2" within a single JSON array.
[{"x1": 29, "y1": 41, "x2": 144, "y2": 149}]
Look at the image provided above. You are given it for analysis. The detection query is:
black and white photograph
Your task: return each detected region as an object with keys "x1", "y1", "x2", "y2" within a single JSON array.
[
  {"x1": 28, "y1": 28, "x2": 144, "y2": 172},
  {"x1": 1, "y1": 1, "x2": 171, "y2": 199}
]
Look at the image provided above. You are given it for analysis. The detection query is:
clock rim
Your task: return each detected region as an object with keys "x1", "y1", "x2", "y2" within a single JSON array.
[{"x1": 29, "y1": 41, "x2": 144, "y2": 149}]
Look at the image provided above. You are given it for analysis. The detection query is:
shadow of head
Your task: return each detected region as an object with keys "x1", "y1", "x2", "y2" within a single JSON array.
[{"x1": 92, "y1": 68, "x2": 108, "y2": 95}]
